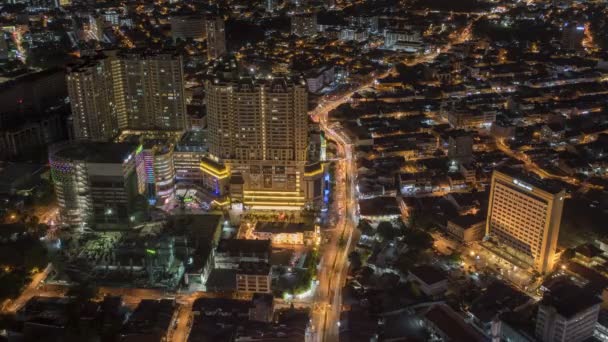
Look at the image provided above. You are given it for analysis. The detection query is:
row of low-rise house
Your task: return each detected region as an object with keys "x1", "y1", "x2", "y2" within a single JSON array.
[
  {"x1": 342, "y1": 261, "x2": 605, "y2": 342},
  {"x1": 12, "y1": 293, "x2": 312, "y2": 342}
]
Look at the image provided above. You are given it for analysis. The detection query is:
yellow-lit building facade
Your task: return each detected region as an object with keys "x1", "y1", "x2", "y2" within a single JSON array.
[
  {"x1": 486, "y1": 169, "x2": 565, "y2": 274},
  {"x1": 203, "y1": 69, "x2": 324, "y2": 210}
]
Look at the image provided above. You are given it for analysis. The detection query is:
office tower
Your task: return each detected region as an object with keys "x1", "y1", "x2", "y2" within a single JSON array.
[
  {"x1": 49, "y1": 142, "x2": 146, "y2": 229},
  {"x1": 536, "y1": 282, "x2": 601, "y2": 342},
  {"x1": 447, "y1": 130, "x2": 473, "y2": 164},
  {"x1": 561, "y1": 22, "x2": 585, "y2": 51},
  {"x1": 204, "y1": 61, "x2": 323, "y2": 209},
  {"x1": 485, "y1": 168, "x2": 565, "y2": 273},
  {"x1": 205, "y1": 17, "x2": 226, "y2": 60},
  {"x1": 170, "y1": 16, "x2": 206, "y2": 42},
  {"x1": 291, "y1": 12, "x2": 317, "y2": 37},
  {"x1": 66, "y1": 50, "x2": 187, "y2": 141}
]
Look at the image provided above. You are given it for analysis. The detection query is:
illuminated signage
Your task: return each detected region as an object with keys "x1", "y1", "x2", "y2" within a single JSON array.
[{"x1": 513, "y1": 179, "x2": 533, "y2": 192}]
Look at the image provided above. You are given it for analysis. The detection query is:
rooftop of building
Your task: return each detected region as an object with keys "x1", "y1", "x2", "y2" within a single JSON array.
[
  {"x1": 192, "y1": 297, "x2": 252, "y2": 315},
  {"x1": 51, "y1": 142, "x2": 138, "y2": 164},
  {"x1": 251, "y1": 293, "x2": 273, "y2": 307},
  {"x1": 236, "y1": 309, "x2": 310, "y2": 341},
  {"x1": 187, "y1": 307, "x2": 307, "y2": 342},
  {"x1": 446, "y1": 129, "x2": 473, "y2": 139},
  {"x1": 497, "y1": 309, "x2": 536, "y2": 341},
  {"x1": 541, "y1": 280, "x2": 602, "y2": 319},
  {"x1": 304, "y1": 161, "x2": 323, "y2": 173},
  {"x1": 470, "y1": 281, "x2": 531, "y2": 324},
  {"x1": 424, "y1": 304, "x2": 487, "y2": 342},
  {"x1": 18, "y1": 296, "x2": 72, "y2": 319},
  {"x1": 205, "y1": 269, "x2": 237, "y2": 293},
  {"x1": 358, "y1": 196, "x2": 401, "y2": 217},
  {"x1": 237, "y1": 261, "x2": 271, "y2": 275},
  {"x1": 494, "y1": 167, "x2": 564, "y2": 195},
  {"x1": 167, "y1": 214, "x2": 222, "y2": 243},
  {"x1": 175, "y1": 130, "x2": 208, "y2": 151},
  {"x1": 448, "y1": 213, "x2": 485, "y2": 228},
  {"x1": 200, "y1": 156, "x2": 227, "y2": 171},
  {"x1": 575, "y1": 243, "x2": 604, "y2": 259},
  {"x1": 254, "y1": 221, "x2": 314, "y2": 234},
  {"x1": 216, "y1": 239, "x2": 271, "y2": 256},
  {"x1": 120, "y1": 299, "x2": 175, "y2": 337},
  {"x1": 141, "y1": 138, "x2": 174, "y2": 151},
  {"x1": 229, "y1": 173, "x2": 245, "y2": 185}
]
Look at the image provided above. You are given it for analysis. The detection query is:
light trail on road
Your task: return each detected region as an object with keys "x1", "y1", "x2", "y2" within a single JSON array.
[{"x1": 310, "y1": 19, "x2": 477, "y2": 342}]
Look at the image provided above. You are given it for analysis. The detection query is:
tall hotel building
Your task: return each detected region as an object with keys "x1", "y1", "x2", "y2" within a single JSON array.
[
  {"x1": 203, "y1": 62, "x2": 323, "y2": 209},
  {"x1": 486, "y1": 168, "x2": 565, "y2": 273},
  {"x1": 205, "y1": 17, "x2": 226, "y2": 60},
  {"x1": 66, "y1": 50, "x2": 187, "y2": 141}
]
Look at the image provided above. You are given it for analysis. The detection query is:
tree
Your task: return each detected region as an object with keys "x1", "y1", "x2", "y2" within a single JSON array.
[
  {"x1": 24, "y1": 241, "x2": 48, "y2": 272},
  {"x1": 404, "y1": 229, "x2": 434, "y2": 250},
  {"x1": 376, "y1": 221, "x2": 398, "y2": 241},
  {"x1": 348, "y1": 251, "x2": 362, "y2": 270},
  {"x1": 449, "y1": 252, "x2": 462, "y2": 265},
  {"x1": 29, "y1": 223, "x2": 48, "y2": 238},
  {"x1": 395, "y1": 249, "x2": 418, "y2": 275},
  {"x1": 25, "y1": 215, "x2": 39, "y2": 233},
  {"x1": 408, "y1": 281, "x2": 422, "y2": 298},
  {"x1": 408, "y1": 211, "x2": 435, "y2": 230},
  {"x1": 357, "y1": 220, "x2": 375, "y2": 237}
]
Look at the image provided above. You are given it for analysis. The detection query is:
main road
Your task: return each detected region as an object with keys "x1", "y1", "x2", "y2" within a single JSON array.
[
  {"x1": 310, "y1": 20, "x2": 476, "y2": 342},
  {"x1": 495, "y1": 137, "x2": 579, "y2": 185}
]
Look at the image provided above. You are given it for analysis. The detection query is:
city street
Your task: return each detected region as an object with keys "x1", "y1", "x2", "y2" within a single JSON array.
[
  {"x1": 496, "y1": 138, "x2": 578, "y2": 185},
  {"x1": 311, "y1": 122, "x2": 357, "y2": 342},
  {"x1": 310, "y1": 19, "x2": 476, "y2": 342},
  {"x1": 2, "y1": 264, "x2": 57, "y2": 313}
]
